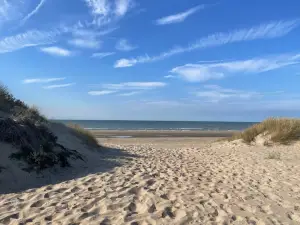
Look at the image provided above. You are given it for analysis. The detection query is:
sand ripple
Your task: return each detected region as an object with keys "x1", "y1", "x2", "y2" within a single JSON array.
[{"x1": 1, "y1": 139, "x2": 300, "y2": 224}]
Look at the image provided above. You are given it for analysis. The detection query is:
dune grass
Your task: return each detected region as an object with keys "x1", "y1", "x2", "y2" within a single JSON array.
[
  {"x1": 0, "y1": 84, "x2": 16, "y2": 113},
  {"x1": 0, "y1": 85, "x2": 84, "y2": 172},
  {"x1": 0, "y1": 84, "x2": 47, "y2": 124},
  {"x1": 231, "y1": 118, "x2": 300, "y2": 144},
  {"x1": 67, "y1": 123, "x2": 99, "y2": 148}
]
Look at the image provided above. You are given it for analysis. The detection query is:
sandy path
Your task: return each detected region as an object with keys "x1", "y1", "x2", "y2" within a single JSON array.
[{"x1": 1, "y1": 138, "x2": 300, "y2": 224}]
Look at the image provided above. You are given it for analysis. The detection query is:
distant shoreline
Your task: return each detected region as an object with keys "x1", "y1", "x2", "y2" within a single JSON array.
[
  {"x1": 55, "y1": 120, "x2": 256, "y2": 132},
  {"x1": 91, "y1": 130, "x2": 236, "y2": 138}
]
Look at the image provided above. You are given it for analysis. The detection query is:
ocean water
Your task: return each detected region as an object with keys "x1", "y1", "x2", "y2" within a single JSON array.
[{"x1": 55, "y1": 120, "x2": 257, "y2": 131}]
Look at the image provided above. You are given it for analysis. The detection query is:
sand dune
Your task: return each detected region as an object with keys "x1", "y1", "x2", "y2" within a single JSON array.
[{"x1": 1, "y1": 138, "x2": 300, "y2": 224}]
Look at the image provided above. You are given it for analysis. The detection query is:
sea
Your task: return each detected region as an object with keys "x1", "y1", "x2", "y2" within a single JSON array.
[{"x1": 55, "y1": 120, "x2": 257, "y2": 131}]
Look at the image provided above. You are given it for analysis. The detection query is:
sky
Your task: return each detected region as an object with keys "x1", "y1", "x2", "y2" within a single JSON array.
[{"x1": 0, "y1": 0, "x2": 300, "y2": 121}]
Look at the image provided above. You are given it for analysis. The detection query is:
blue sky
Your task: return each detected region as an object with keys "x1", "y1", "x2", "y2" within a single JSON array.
[{"x1": 1, "y1": 0, "x2": 300, "y2": 121}]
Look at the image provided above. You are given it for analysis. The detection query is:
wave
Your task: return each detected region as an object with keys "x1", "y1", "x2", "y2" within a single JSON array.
[{"x1": 84, "y1": 127, "x2": 206, "y2": 131}]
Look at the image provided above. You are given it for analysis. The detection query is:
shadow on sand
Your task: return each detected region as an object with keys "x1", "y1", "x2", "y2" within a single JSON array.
[{"x1": 0, "y1": 146, "x2": 140, "y2": 195}]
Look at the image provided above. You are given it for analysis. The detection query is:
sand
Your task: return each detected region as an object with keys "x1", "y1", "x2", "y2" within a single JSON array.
[
  {"x1": 1, "y1": 137, "x2": 300, "y2": 225},
  {"x1": 91, "y1": 130, "x2": 235, "y2": 138}
]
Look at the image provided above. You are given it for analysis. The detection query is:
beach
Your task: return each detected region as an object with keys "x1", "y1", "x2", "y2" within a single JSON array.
[
  {"x1": 91, "y1": 129, "x2": 235, "y2": 138},
  {"x1": 1, "y1": 133, "x2": 300, "y2": 225}
]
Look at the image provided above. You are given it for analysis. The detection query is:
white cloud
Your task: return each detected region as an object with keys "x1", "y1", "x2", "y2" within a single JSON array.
[
  {"x1": 115, "y1": 39, "x2": 137, "y2": 51},
  {"x1": 102, "y1": 82, "x2": 167, "y2": 90},
  {"x1": 68, "y1": 38, "x2": 101, "y2": 49},
  {"x1": 43, "y1": 83, "x2": 75, "y2": 89},
  {"x1": 171, "y1": 53, "x2": 300, "y2": 82},
  {"x1": 23, "y1": 77, "x2": 66, "y2": 84},
  {"x1": 0, "y1": 0, "x2": 13, "y2": 23},
  {"x1": 72, "y1": 27, "x2": 118, "y2": 37},
  {"x1": 195, "y1": 85, "x2": 261, "y2": 102},
  {"x1": 88, "y1": 82, "x2": 165, "y2": 96},
  {"x1": 88, "y1": 90, "x2": 117, "y2": 95},
  {"x1": 114, "y1": 19, "x2": 300, "y2": 67},
  {"x1": 164, "y1": 75, "x2": 176, "y2": 79},
  {"x1": 156, "y1": 5, "x2": 204, "y2": 25},
  {"x1": 21, "y1": 0, "x2": 46, "y2": 25},
  {"x1": 144, "y1": 100, "x2": 184, "y2": 107},
  {"x1": 84, "y1": 0, "x2": 111, "y2": 16},
  {"x1": 171, "y1": 65, "x2": 224, "y2": 82},
  {"x1": 84, "y1": 0, "x2": 134, "y2": 27},
  {"x1": 0, "y1": 29, "x2": 62, "y2": 53},
  {"x1": 69, "y1": 27, "x2": 117, "y2": 49},
  {"x1": 115, "y1": 0, "x2": 133, "y2": 17},
  {"x1": 114, "y1": 58, "x2": 136, "y2": 67},
  {"x1": 0, "y1": 0, "x2": 26, "y2": 26},
  {"x1": 40, "y1": 46, "x2": 73, "y2": 57},
  {"x1": 92, "y1": 52, "x2": 115, "y2": 58},
  {"x1": 119, "y1": 91, "x2": 139, "y2": 96}
]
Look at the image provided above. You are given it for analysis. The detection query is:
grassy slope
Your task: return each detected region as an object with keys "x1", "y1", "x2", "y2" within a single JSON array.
[
  {"x1": 0, "y1": 84, "x2": 97, "y2": 172},
  {"x1": 230, "y1": 118, "x2": 300, "y2": 144}
]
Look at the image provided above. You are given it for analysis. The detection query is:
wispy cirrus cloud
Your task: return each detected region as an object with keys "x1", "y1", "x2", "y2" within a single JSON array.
[
  {"x1": 23, "y1": 77, "x2": 66, "y2": 84},
  {"x1": 88, "y1": 82, "x2": 166, "y2": 96},
  {"x1": 84, "y1": 0, "x2": 134, "y2": 27},
  {"x1": 102, "y1": 82, "x2": 167, "y2": 90},
  {"x1": 115, "y1": 38, "x2": 137, "y2": 51},
  {"x1": 43, "y1": 83, "x2": 75, "y2": 89},
  {"x1": 40, "y1": 46, "x2": 73, "y2": 57},
  {"x1": 0, "y1": 0, "x2": 26, "y2": 26},
  {"x1": 0, "y1": 0, "x2": 13, "y2": 23},
  {"x1": 84, "y1": 0, "x2": 111, "y2": 16},
  {"x1": 164, "y1": 74, "x2": 176, "y2": 79},
  {"x1": 115, "y1": 19, "x2": 300, "y2": 68},
  {"x1": 171, "y1": 53, "x2": 300, "y2": 82},
  {"x1": 21, "y1": 0, "x2": 46, "y2": 25},
  {"x1": 72, "y1": 27, "x2": 118, "y2": 37},
  {"x1": 88, "y1": 90, "x2": 117, "y2": 96},
  {"x1": 195, "y1": 85, "x2": 262, "y2": 102},
  {"x1": 0, "y1": 29, "x2": 63, "y2": 53},
  {"x1": 92, "y1": 52, "x2": 115, "y2": 58},
  {"x1": 68, "y1": 27, "x2": 117, "y2": 49},
  {"x1": 115, "y1": 0, "x2": 134, "y2": 17},
  {"x1": 68, "y1": 38, "x2": 101, "y2": 49},
  {"x1": 156, "y1": 5, "x2": 205, "y2": 25},
  {"x1": 119, "y1": 91, "x2": 140, "y2": 96}
]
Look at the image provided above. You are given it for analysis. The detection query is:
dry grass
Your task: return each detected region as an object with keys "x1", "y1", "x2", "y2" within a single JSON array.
[
  {"x1": 0, "y1": 84, "x2": 16, "y2": 113},
  {"x1": 230, "y1": 118, "x2": 300, "y2": 144},
  {"x1": 0, "y1": 84, "x2": 47, "y2": 124},
  {"x1": 13, "y1": 105, "x2": 47, "y2": 125},
  {"x1": 67, "y1": 124, "x2": 99, "y2": 148}
]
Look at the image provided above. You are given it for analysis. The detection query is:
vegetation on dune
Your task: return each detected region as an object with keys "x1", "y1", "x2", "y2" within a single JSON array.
[
  {"x1": 67, "y1": 123, "x2": 99, "y2": 148},
  {"x1": 230, "y1": 118, "x2": 300, "y2": 144},
  {"x1": 0, "y1": 84, "x2": 84, "y2": 172},
  {"x1": 0, "y1": 84, "x2": 47, "y2": 124}
]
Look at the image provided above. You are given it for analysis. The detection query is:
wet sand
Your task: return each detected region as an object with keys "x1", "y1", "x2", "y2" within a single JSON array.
[{"x1": 91, "y1": 129, "x2": 235, "y2": 138}]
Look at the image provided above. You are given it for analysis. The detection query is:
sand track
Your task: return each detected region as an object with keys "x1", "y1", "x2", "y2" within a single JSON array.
[{"x1": 1, "y1": 139, "x2": 300, "y2": 225}]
